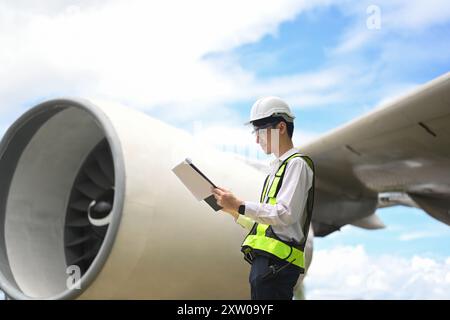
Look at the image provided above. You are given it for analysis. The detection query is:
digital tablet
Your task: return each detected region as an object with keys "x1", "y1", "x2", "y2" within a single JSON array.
[{"x1": 172, "y1": 158, "x2": 222, "y2": 211}]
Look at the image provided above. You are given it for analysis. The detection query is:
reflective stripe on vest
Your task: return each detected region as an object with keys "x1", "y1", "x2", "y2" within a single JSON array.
[
  {"x1": 241, "y1": 153, "x2": 315, "y2": 271},
  {"x1": 262, "y1": 153, "x2": 303, "y2": 205},
  {"x1": 242, "y1": 223, "x2": 305, "y2": 267}
]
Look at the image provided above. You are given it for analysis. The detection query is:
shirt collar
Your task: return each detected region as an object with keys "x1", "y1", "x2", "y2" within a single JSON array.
[{"x1": 270, "y1": 147, "x2": 299, "y2": 167}]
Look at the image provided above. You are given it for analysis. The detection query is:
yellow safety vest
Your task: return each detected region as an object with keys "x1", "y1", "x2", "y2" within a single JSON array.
[{"x1": 241, "y1": 153, "x2": 315, "y2": 273}]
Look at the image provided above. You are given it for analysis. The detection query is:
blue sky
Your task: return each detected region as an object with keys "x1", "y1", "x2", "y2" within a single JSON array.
[{"x1": 0, "y1": 0, "x2": 449, "y2": 299}]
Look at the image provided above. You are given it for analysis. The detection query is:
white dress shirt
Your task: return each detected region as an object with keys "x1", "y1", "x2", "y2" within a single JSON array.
[{"x1": 236, "y1": 147, "x2": 314, "y2": 244}]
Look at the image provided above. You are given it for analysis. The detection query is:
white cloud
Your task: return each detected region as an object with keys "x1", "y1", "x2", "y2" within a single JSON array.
[
  {"x1": 245, "y1": 66, "x2": 355, "y2": 108},
  {"x1": 398, "y1": 231, "x2": 439, "y2": 241},
  {"x1": 332, "y1": 0, "x2": 450, "y2": 54},
  {"x1": 332, "y1": 27, "x2": 373, "y2": 55},
  {"x1": 0, "y1": 125, "x2": 6, "y2": 137},
  {"x1": 0, "y1": 0, "x2": 434, "y2": 133},
  {"x1": 381, "y1": 0, "x2": 450, "y2": 31},
  {"x1": 0, "y1": 0, "x2": 336, "y2": 120},
  {"x1": 398, "y1": 224, "x2": 450, "y2": 242},
  {"x1": 1, "y1": 0, "x2": 448, "y2": 142},
  {"x1": 319, "y1": 0, "x2": 450, "y2": 128},
  {"x1": 305, "y1": 245, "x2": 450, "y2": 299},
  {"x1": 191, "y1": 122, "x2": 321, "y2": 161},
  {"x1": 371, "y1": 82, "x2": 420, "y2": 109},
  {"x1": 0, "y1": 0, "x2": 370, "y2": 131}
]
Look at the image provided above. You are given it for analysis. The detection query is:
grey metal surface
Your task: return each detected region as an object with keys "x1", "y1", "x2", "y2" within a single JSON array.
[
  {"x1": 0, "y1": 99, "x2": 126, "y2": 299},
  {"x1": 5, "y1": 107, "x2": 104, "y2": 297},
  {"x1": 0, "y1": 107, "x2": 63, "y2": 292}
]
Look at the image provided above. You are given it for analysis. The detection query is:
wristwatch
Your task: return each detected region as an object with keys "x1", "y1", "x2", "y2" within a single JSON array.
[{"x1": 238, "y1": 204, "x2": 245, "y2": 215}]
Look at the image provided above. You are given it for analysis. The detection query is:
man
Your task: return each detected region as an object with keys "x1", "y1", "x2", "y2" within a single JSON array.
[{"x1": 212, "y1": 96, "x2": 315, "y2": 300}]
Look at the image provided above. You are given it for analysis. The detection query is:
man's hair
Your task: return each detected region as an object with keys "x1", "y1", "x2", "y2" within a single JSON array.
[{"x1": 252, "y1": 116, "x2": 294, "y2": 139}]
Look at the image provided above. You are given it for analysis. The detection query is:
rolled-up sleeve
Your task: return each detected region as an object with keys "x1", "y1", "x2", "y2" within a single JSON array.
[
  {"x1": 235, "y1": 215, "x2": 255, "y2": 231},
  {"x1": 242, "y1": 158, "x2": 311, "y2": 227}
]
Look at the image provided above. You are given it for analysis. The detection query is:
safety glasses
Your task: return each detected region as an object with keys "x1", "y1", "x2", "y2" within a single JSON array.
[{"x1": 251, "y1": 122, "x2": 279, "y2": 136}]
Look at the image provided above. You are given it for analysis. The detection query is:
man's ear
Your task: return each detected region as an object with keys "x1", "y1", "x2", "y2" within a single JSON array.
[{"x1": 278, "y1": 122, "x2": 286, "y2": 135}]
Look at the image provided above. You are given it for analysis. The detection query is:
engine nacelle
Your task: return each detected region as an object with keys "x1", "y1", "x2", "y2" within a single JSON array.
[{"x1": 0, "y1": 98, "x2": 275, "y2": 299}]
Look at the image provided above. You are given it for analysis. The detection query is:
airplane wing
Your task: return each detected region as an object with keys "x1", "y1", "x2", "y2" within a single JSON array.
[{"x1": 299, "y1": 72, "x2": 450, "y2": 236}]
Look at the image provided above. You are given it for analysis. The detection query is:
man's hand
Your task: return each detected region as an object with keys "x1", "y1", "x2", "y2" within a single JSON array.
[{"x1": 212, "y1": 187, "x2": 243, "y2": 220}]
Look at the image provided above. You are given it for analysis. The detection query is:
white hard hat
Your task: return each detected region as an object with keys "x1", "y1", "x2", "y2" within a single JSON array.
[{"x1": 246, "y1": 96, "x2": 295, "y2": 124}]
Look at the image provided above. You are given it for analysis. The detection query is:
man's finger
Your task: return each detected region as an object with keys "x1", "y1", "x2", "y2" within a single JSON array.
[{"x1": 212, "y1": 188, "x2": 224, "y2": 196}]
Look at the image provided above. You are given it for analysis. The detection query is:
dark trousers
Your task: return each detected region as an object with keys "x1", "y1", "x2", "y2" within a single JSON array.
[{"x1": 249, "y1": 255, "x2": 301, "y2": 300}]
